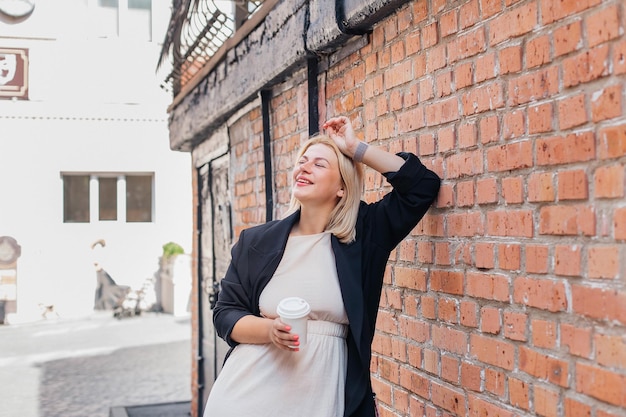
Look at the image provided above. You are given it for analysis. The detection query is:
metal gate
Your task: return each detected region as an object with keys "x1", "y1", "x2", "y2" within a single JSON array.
[{"x1": 197, "y1": 153, "x2": 231, "y2": 411}]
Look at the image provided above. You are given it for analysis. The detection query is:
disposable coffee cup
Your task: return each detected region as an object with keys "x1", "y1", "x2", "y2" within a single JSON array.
[{"x1": 276, "y1": 297, "x2": 311, "y2": 347}]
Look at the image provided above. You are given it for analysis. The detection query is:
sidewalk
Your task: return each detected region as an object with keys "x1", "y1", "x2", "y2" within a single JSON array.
[{"x1": 110, "y1": 401, "x2": 191, "y2": 417}]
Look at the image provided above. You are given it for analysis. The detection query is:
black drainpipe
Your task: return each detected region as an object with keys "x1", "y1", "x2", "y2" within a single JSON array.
[
  {"x1": 261, "y1": 89, "x2": 274, "y2": 222},
  {"x1": 195, "y1": 166, "x2": 205, "y2": 417},
  {"x1": 308, "y1": 57, "x2": 320, "y2": 136}
]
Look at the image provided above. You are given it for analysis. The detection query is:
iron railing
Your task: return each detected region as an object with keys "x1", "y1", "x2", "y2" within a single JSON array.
[{"x1": 158, "y1": 0, "x2": 264, "y2": 96}]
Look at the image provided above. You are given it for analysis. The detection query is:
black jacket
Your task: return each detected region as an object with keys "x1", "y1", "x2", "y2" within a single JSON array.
[{"x1": 213, "y1": 152, "x2": 440, "y2": 417}]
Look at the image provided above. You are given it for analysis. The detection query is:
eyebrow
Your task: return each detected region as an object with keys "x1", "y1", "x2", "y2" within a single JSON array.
[{"x1": 300, "y1": 155, "x2": 331, "y2": 164}]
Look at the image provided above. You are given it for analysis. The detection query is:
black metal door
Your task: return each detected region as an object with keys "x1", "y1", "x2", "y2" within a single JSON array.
[{"x1": 197, "y1": 153, "x2": 231, "y2": 411}]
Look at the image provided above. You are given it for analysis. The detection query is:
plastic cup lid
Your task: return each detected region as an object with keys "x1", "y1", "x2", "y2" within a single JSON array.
[{"x1": 276, "y1": 297, "x2": 311, "y2": 319}]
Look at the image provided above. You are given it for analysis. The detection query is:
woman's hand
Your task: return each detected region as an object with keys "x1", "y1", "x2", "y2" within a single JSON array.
[
  {"x1": 323, "y1": 116, "x2": 360, "y2": 158},
  {"x1": 269, "y1": 317, "x2": 300, "y2": 351}
]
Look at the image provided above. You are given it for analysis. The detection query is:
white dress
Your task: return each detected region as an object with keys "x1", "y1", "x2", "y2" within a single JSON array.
[{"x1": 203, "y1": 232, "x2": 349, "y2": 417}]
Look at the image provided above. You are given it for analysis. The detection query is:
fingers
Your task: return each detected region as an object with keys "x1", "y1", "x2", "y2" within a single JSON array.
[{"x1": 270, "y1": 318, "x2": 300, "y2": 351}]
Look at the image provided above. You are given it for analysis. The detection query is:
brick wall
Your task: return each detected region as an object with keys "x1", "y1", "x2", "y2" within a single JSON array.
[{"x1": 200, "y1": 1, "x2": 625, "y2": 416}]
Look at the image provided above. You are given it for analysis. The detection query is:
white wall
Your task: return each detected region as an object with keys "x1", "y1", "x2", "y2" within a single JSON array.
[{"x1": 0, "y1": 1, "x2": 192, "y2": 321}]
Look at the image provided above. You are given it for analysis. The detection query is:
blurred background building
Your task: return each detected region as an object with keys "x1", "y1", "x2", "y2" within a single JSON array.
[{"x1": 0, "y1": 0, "x2": 193, "y2": 322}]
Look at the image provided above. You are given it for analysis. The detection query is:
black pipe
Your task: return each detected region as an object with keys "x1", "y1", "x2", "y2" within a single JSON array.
[
  {"x1": 195, "y1": 166, "x2": 205, "y2": 417},
  {"x1": 308, "y1": 57, "x2": 320, "y2": 136},
  {"x1": 261, "y1": 90, "x2": 274, "y2": 222}
]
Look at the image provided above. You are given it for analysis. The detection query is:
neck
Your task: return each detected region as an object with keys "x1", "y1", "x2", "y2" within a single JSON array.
[{"x1": 293, "y1": 205, "x2": 332, "y2": 236}]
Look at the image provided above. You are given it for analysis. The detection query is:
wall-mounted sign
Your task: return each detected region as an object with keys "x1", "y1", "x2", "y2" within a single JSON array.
[{"x1": 0, "y1": 48, "x2": 28, "y2": 100}]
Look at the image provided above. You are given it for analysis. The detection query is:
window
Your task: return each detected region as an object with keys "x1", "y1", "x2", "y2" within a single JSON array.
[
  {"x1": 92, "y1": 0, "x2": 152, "y2": 41},
  {"x1": 63, "y1": 175, "x2": 90, "y2": 223},
  {"x1": 63, "y1": 173, "x2": 153, "y2": 223}
]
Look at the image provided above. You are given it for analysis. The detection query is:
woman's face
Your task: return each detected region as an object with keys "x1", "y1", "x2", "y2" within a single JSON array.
[{"x1": 292, "y1": 143, "x2": 344, "y2": 208}]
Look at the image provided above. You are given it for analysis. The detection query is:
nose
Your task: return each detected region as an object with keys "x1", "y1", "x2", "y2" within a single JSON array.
[{"x1": 298, "y1": 160, "x2": 313, "y2": 173}]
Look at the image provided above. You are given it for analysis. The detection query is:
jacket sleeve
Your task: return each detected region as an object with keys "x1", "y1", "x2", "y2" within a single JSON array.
[
  {"x1": 213, "y1": 229, "x2": 254, "y2": 348},
  {"x1": 362, "y1": 152, "x2": 440, "y2": 251}
]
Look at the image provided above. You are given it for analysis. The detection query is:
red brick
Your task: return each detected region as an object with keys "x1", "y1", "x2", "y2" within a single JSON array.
[
  {"x1": 423, "y1": 347, "x2": 438, "y2": 375},
  {"x1": 541, "y1": 0, "x2": 602, "y2": 24},
  {"x1": 399, "y1": 366, "x2": 430, "y2": 401},
  {"x1": 456, "y1": 180, "x2": 475, "y2": 207},
  {"x1": 539, "y1": 204, "x2": 595, "y2": 236},
  {"x1": 455, "y1": 61, "x2": 473, "y2": 90},
  {"x1": 558, "y1": 94, "x2": 587, "y2": 130},
  {"x1": 557, "y1": 169, "x2": 588, "y2": 200},
  {"x1": 420, "y1": 294, "x2": 436, "y2": 320},
  {"x1": 534, "y1": 385, "x2": 559, "y2": 417},
  {"x1": 531, "y1": 318, "x2": 557, "y2": 349},
  {"x1": 448, "y1": 211, "x2": 484, "y2": 237},
  {"x1": 434, "y1": 242, "x2": 452, "y2": 266},
  {"x1": 447, "y1": 149, "x2": 484, "y2": 178},
  {"x1": 440, "y1": 9, "x2": 458, "y2": 38},
  {"x1": 525, "y1": 245, "x2": 549, "y2": 274},
  {"x1": 479, "y1": 115, "x2": 499, "y2": 144},
  {"x1": 486, "y1": 209, "x2": 533, "y2": 237},
  {"x1": 460, "y1": 300, "x2": 478, "y2": 328},
  {"x1": 585, "y1": 4, "x2": 620, "y2": 48},
  {"x1": 615, "y1": 207, "x2": 626, "y2": 240},
  {"x1": 398, "y1": 316, "x2": 430, "y2": 342},
  {"x1": 480, "y1": 306, "x2": 501, "y2": 334},
  {"x1": 470, "y1": 334, "x2": 515, "y2": 370},
  {"x1": 508, "y1": 67, "x2": 559, "y2": 105},
  {"x1": 395, "y1": 266, "x2": 427, "y2": 291},
  {"x1": 564, "y1": 396, "x2": 591, "y2": 417},
  {"x1": 513, "y1": 277, "x2": 567, "y2": 312},
  {"x1": 528, "y1": 172, "x2": 555, "y2": 202},
  {"x1": 425, "y1": 97, "x2": 459, "y2": 126},
  {"x1": 500, "y1": 44, "x2": 522, "y2": 74},
  {"x1": 587, "y1": 245, "x2": 620, "y2": 279},
  {"x1": 430, "y1": 270, "x2": 464, "y2": 295},
  {"x1": 555, "y1": 245, "x2": 582, "y2": 277},
  {"x1": 527, "y1": 35, "x2": 551, "y2": 68},
  {"x1": 503, "y1": 310, "x2": 527, "y2": 341},
  {"x1": 475, "y1": 242, "x2": 495, "y2": 269},
  {"x1": 554, "y1": 21, "x2": 583, "y2": 57},
  {"x1": 561, "y1": 323, "x2": 592, "y2": 358},
  {"x1": 613, "y1": 39, "x2": 626, "y2": 75},
  {"x1": 536, "y1": 132, "x2": 596, "y2": 165},
  {"x1": 508, "y1": 377, "x2": 530, "y2": 410},
  {"x1": 595, "y1": 333, "x2": 626, "y2": 370},
  {"x1": 435, "y1": 71, "x2": 453, "y2": 98},
  {"x1": 594, "y1": 163, "x2": 624, "y2": 199},
  {"x1": 431, "y1": 381, "x2": 465, "y2": 415},
  {"x1": 426, "y1": 45, "x2": 447, "y2": 72},
  {"x1": 461, "y1": 361, "x2": 482, "y2": 392},
  {"x1": 598, "y1": 124, "x2": 626, "y2": 159},
  {"x1": 591, "y1": 84, "x2": 622, "y2": 123},
  {"x1": 467, "y1": 271, "x2": 509, "y2": 301},
  {"x1": 432, "y1": 325, "x2": 467, "y2": 355},
  {"x1": 489, "y1": 2, "x2": 537, "y2": 46},
  {"x1": 475, "y1": 51, "x2": 497, "y2": 82},
  {"x1": 502, "y1": 177, "x2": 523, "y2": 204},
  {"x1": 487, "y1": 140, "x2": 533, "y2": 172},
  {"x1": 461, "y1": 82, "x2": 505, "y2": 115},
  {"x1": 398, "y1": 107, "x2": 425, "y2": 133},
  {"x1": 458, "y1": 121, "x2": 477, "y2": 149},
  {"x1": 576, "y1": 362, "x2": 626, "y2": 407},
  {"x1": 499, "y1": 243, "x2": 521, "y2": 270},
  {"x1": 484, "y1": 369, "x2": 506, "y2": 398},
  {"x1": 477, "y1": 177, "x2": 498, "y2": 204},
  {"x1": 448, "y1": 26, "x2": 487, "y2": 63},
  {"x1": 441, "y1": 354, "x2": 460, "y2": 383},
  {"x1": 519, "y1": 346, "x2": 569, "y2": 387},
  {"x1": 571, "y1": 285, "x2": 626, "y2": 324},
  {"x1": 460, "y1": 0, "x2": 480, "y2": 29},
  {"x1": 562, "y1": 44, "x2": 610, "y2": 88},
  {"x1": 502, "y1": 110, "x2": 525, "y2": 139}
]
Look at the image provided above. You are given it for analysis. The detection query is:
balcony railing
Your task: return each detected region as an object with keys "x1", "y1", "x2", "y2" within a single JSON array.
[{"x1": 158, "y1": 0, "x2": 264, "y2": 96}]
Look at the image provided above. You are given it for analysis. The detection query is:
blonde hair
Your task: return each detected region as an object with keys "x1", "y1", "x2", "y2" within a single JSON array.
[{"x1": 285, "y1": 134, "x2": 364, "y2": 243}]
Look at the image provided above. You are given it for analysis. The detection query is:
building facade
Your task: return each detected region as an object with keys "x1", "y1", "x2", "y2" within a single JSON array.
[
  {"x1": 163, "y1": 1, "x2": 626, "y2": 416},
  {"x1": 0, "y1": 0, "x2": 193, "y2": 321}
]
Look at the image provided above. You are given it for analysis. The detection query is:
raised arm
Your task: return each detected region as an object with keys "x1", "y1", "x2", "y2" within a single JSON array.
[{"x1": 323, "y1": 116, "x2": 404, "y2": 173}]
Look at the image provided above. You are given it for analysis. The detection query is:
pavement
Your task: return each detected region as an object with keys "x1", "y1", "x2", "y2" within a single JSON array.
[{"x1": 0, "y1": 311, "x2": 192, "y2": 417}]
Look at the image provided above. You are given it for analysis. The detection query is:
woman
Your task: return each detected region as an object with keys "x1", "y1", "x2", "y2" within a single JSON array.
[{"x1": 204, "y1": 116, "x2": 440, "y2": 417}]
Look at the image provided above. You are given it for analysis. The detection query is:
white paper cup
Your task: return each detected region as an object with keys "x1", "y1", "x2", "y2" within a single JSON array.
[{"x1": 276, "y1": 297, "x2": 311, "y2": 347}]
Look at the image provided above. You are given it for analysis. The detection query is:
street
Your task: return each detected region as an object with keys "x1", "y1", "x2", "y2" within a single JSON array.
[{"x1": 0, "y1": 312, "x2": 191, "y2": 417}]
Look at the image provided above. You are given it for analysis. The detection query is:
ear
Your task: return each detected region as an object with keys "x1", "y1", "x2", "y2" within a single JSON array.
[{"x1": 337, "y1": 188, "x2": 345, "y2": 198}]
